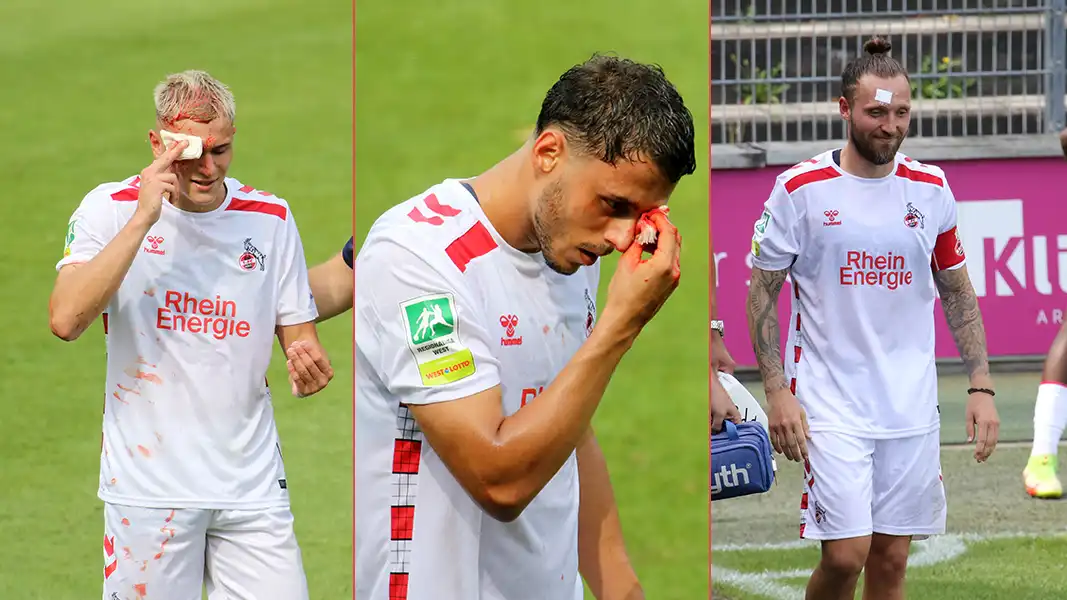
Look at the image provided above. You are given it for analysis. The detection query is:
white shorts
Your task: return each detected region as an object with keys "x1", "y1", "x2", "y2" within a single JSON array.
[
  {"x1": 799, "y1": 429, "x2": 947, "y2": 541},
  {"x1": 101, "y1": 503, "x2": 308, "y2": 600}
]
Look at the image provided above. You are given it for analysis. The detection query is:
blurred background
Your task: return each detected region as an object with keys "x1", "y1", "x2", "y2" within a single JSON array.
[
  {"x1": 0, "y1": 0, "x2": 351, "y2": 598},
  {"x1": 356, "y1": 2, "x2": 709, "y2": 599},
  {"x1": 710, "y1": 1, "x2": 1067, "y2": 599}
]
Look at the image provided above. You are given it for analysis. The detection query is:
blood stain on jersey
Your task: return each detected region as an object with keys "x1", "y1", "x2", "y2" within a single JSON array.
[
  {"x1": 117, "y1": 383, "x2": 141, "y2": 397},
  {"x1": 112, "y1": 391, "x2": 130, "y2": 405},
  {"x1": 144, "y1": 288, "x2": 156, "y2": 297},
  {"x1": 136, "y1": 445, "x2": 152, "y2": 458},
  {"x1": 124, "y1": 366, "x2": 163, "y2": 385}
]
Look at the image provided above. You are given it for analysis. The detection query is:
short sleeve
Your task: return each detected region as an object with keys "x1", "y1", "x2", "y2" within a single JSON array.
[
  {"x1": 55, "y1": 192, "x2": 118, "y2": 272},
  {"x1": 275, "y1": 209, "x2": 319, "y2": 326},
  {"x1": 342, "y1": 236, "x2": 354, "y2": 269},
  {"x1": 750, "y1": 180, "x2": 801, "y2": 271},
  {"x1": 356, "y1": 238, "x2": 501, "y2": 406},
  {"x1": 931, "y1": 182, "x2": 966, "y2": 272}
]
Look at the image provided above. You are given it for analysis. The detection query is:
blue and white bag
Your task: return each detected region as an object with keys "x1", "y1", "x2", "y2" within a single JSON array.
[{"x1": 711, "y1": 373, "x2": 777, "y2": 501}]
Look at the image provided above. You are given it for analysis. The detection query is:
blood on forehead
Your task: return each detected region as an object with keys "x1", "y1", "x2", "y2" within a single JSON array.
[{"x1": 165, "y1": 89, "x2": 220, "y2": 129}]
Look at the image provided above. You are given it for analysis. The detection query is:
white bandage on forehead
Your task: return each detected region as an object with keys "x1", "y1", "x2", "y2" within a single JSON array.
[
  {"x1": 874, "y1": 88, "x2": 894, "y2": 104},
  {"x1": 160, "y1": 129, "x2": 203, "y2": 160}
]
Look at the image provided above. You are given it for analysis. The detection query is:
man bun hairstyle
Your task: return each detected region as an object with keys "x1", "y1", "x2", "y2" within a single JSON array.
[
  {"x1": 863, "y1": 36, "x2": 893, "y2": 56},
  {"x1": 840, "y1": 36, "x2": 910, "y2": 104}
]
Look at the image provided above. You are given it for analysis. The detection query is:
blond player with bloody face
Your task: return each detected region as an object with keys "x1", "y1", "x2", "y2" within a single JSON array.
[
  {"x1": 355, "y1": 55, "x2": 694, "y2": 600},
  {"x1": 745, "y1": 38, "x2": 1000, "y2": 600},
  {"x1": 49, "y1": 70, "x2": 332, "y2": 600}
]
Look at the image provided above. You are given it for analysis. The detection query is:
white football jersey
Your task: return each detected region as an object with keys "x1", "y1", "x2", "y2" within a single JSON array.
[
  {"x1": 354, "y1": 179, "x2": 599, "y2": 600},
  {"x1": 57, "y1": 175, "x2": 317, "y2": 509},
  {"x1": 750, "y1": 150, "x2": 966, "y2": 439}
]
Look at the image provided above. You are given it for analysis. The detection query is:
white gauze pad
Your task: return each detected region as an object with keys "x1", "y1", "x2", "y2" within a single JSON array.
[
  {"x1": 635, "y1": 206, "x2": 671, "y2": 246},
  {"x1": 874, "y1": 88, "x2": 893, "y2": 104},
  {"x1": 160, "y1": 130, "x2": 203, "y2": 160}
]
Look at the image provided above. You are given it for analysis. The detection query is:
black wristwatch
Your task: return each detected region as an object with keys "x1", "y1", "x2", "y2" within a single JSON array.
[{"x1": 710, "y1": 320, "x2": 724, "y2": 338}]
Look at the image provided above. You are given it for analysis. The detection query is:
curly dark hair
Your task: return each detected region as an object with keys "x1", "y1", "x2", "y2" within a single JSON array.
[{"x1": 535, "y1": 54, "x2": 697, "y2": 184}]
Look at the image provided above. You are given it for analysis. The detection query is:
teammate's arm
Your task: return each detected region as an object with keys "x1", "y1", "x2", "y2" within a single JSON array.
[
  {"x1": 309, "y1": 237, "x2": 354, "y2": 323},
  {"x1": 576, "y1": 427, "x2": 643, "y2": 600},
  {"x1": 50, "y1": 140, "x2": 187, "y2": 341},
  {"x1": 710, "y1": 244, "x2": 736, "y2": 373},
  {"x1": 710, "y1": 241, "x2": 742, "y2": 433}
]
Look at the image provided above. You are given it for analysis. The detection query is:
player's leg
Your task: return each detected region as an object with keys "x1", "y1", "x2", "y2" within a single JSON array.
[
  {"x1": 203, "y1": 506, "x2": 310, "y2": 600},
  {"x1": 799, "y1": 431, "x2": 876, "y2": 600},
  {"x1": 101, "y1": 503, "x2": 210, "y2": 600},
  {"x1": 1025, "y1": 319, "x2": 1067, "y2": 498},
  {"x1": 867, "y1": 429, "x2": 947, "y2": 600},
  {"x1": 861, "y1": 534, "x2": 911, "y2": 600}
]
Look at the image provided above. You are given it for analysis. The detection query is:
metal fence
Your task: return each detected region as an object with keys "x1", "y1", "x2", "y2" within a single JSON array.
[{"x1": 710, "y1": 0, "x2": 1067, "y2": 145}]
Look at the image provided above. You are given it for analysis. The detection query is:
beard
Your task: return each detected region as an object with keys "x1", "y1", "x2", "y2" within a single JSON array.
[
  {"x1": 532, "y1": 180, "x2": 577, "y2": 275},
  {"x1": 850, "y1": 119, "x2": 906, "y2": 166}
]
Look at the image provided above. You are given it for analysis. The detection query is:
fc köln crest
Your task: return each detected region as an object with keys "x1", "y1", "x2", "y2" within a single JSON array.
[
  {"x1": 904, "y1": 202, "x2": 925, "y2": 229},
  {"x1": 239, "y1": 238, "x2": 267, "y2": 272}
]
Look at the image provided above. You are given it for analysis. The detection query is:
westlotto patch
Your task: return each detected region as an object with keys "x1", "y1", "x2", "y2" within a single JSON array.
[{"x1": 399, "y1": 293, "x2": 476, "y2": 386}]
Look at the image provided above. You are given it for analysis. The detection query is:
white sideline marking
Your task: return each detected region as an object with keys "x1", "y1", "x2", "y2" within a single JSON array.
[{"x1": 712, "y1": 530, "x2": 1067, "y2": 600}]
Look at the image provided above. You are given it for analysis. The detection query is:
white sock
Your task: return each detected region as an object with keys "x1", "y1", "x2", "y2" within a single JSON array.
[{"x1": 1032, "y1": 382, "x2": 1067, "y2": 457}]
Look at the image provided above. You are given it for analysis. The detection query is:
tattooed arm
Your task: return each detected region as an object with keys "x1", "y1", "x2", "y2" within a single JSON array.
[
  {"x1": 746, "y1": 265, "x2": 809, "y2": 461},
  {"x1": 933, "y1": 265, "x2": 993, "y2": 388},
  {"x1": 935, "y1": 263, "x2": 1000, "y2": 461},
  {"x1": 746, "y1": 267, "x2": 791, "y2": 395}
]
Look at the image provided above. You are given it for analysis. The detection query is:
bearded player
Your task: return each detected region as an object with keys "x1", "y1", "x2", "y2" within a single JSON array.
[
  {"x1": 746, "y1": 37, "x2": 999, "y2": 600},
  {"x1": 50, "y1": 70, "x2": 332, "y2": 600},
  {"x1": 354, "y1": 54, "x2": 693, "y2": 600},
  {"x1": 1021, "y1": 126, "x2": 1067, "y2": 499}
]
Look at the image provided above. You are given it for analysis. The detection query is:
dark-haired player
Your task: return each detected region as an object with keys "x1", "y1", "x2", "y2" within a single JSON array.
[
  {"x1": 353, "y1": 54, "x2": 695, "y2": 600},
  {"x1": 745, "y1": 37, "x2": 999, "y2": 599}
]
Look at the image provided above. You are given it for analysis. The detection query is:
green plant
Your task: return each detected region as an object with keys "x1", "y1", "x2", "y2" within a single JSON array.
[
  {"x1": 910, "y1": 55, "x2": 977, "y2": 100},
  {"x1": 727, "y1": 53, "x2": 790, "y2": 143}
]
